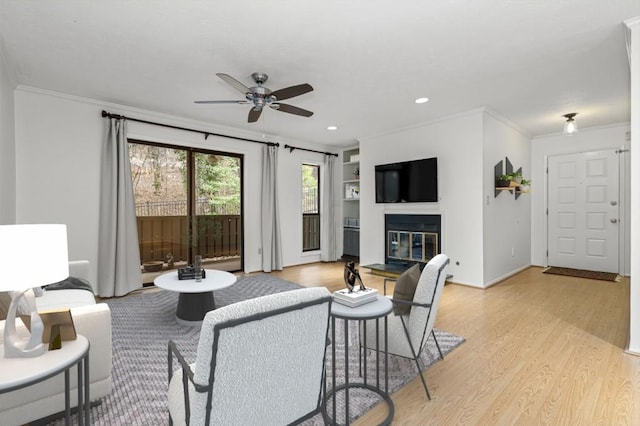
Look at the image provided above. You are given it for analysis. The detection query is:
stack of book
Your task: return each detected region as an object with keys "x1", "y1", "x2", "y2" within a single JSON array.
[
  {"x1": 333, "y1": 288, "x2": 378, "y2": 308},
  {"x1": 178, "y1": 267, "x2": 206, "y2": 280}
]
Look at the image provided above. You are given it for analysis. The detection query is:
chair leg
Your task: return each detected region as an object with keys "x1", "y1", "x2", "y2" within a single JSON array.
[
  {"x1": 400, "y1": 317, "x2": 431, "y2": 400},
  {"x1": 432, "y1": 329, "x2": 444, "y2": 360},
  {"x1": 412, "y1": 355, "x2": 431, "y2": 401}
]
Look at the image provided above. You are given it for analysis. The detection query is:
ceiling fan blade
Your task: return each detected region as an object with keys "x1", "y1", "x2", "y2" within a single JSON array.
[
  {"x1": 194, "y1": 100, "x2": 249, "y2": 104},
  {"x1": 272, "y1": 103, "x2": 314, "y2": 117},
  {"x1": 248, "y1": 107, "x2": 263, "y2": 123},
  {"x1": 271, "y1": 83, "x2": 313, "y2": 101},
  {"x1": 216, "y1": 73, "x2": 251, "y2": 94}
]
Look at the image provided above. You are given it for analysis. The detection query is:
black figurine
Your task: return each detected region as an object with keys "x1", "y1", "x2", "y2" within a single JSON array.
[{"x1": 344, "y1": 261, "x2": 366, "y2": 293}]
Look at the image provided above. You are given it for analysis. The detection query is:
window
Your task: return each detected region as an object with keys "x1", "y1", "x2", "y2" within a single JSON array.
[
  {"x1": 129, "y1": 141, "x2": 243, "y2": 276},
  {"x1": 302, "y1": 164, "x2": 320, "y2": 251}
]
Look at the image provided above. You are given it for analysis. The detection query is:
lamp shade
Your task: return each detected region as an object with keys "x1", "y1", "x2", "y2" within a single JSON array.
[{"x1": 0, "y1": 224, "x2": 69, "y2": 291}]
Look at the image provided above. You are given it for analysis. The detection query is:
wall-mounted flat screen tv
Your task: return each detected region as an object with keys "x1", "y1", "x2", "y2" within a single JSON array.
[{"x1": 375, "y1": 157, "x2": 438, "y2": 203}]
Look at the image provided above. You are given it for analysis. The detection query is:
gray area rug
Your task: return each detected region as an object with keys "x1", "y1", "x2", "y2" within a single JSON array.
[{"x1": 48, "y1": 274, "x2": 464, "y2": 425}]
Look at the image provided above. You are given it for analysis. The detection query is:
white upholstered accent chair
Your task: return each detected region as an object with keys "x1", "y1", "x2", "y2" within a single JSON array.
[
  {"x1": 167, "y1": 287, "x2": 332, "y2": 426},
  {"x1": 361, "y1": 254, "x2": 450, "y2": 400}
]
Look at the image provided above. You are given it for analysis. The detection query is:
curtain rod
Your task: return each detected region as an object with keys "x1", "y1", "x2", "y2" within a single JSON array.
[
  {"x1": 101, "y1": 110, "x2": 279, "y2": 147},
  {"x1": 284, "y1": 144, "x2": 338, "y2": 157}
]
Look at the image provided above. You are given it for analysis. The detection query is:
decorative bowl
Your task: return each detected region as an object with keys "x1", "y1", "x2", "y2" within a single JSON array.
[{"x1": 143, "y1": 261, "x2": 163, "y2": 272}]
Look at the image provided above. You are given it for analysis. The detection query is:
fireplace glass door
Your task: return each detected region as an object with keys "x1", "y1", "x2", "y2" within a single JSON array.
[{"x1": 388, "y1": 231, "x2": 438, "y2": 263}]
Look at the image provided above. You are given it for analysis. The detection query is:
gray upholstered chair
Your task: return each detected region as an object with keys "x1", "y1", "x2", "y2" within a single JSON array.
[
  {"x1": 361, "y1": 254, "x2": 450, "y2": 400},
  {"x1": 167, "y1": 287, "x2": 332, "y2": 426}
]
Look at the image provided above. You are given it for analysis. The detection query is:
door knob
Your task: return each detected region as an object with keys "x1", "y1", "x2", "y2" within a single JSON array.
[
  {"x1": 611, "y1": 218, "x2": 618, "y2": 224},
  {"x1": 611, "y1": 201, "x2": 618, "y2": 206}
]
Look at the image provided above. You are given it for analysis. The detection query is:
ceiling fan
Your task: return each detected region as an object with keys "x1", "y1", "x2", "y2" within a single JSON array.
[{"x1": 195, "y1": 72, "x2": 314, "y2": 123}]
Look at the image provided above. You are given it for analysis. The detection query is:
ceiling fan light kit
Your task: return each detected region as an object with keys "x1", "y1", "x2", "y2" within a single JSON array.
[
  {"x1": 195, "y1": 72, "x2": 314, "y2": 123},
  {"x1": 563, "y1": 112, "x2": 578, "y2": 135}
]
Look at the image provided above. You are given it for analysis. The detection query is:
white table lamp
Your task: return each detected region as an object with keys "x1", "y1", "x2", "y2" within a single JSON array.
[{"x1": 0, "y1": 224, "x2": 69, "y2": 358}]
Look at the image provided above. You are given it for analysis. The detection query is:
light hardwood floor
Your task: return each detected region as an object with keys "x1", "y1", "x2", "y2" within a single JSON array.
[{"x1": 266, "y1": 262, "x2": 640, "y2": 425}]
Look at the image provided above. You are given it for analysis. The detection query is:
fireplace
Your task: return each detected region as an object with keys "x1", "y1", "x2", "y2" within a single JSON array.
[{"x1": 385, "y1": 214, "x2": 441, "y2": 268}]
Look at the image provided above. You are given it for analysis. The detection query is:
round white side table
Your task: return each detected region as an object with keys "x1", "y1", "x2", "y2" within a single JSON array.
[
  {"x1": 0, "y1": 335, "x2": 90, "y2": 425},
  {"x1": 324, "y1": 295, "x2": 394, "y2": 425}
]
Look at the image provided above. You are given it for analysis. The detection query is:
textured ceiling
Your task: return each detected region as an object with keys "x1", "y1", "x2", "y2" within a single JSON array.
[{"x1": 1, "y1": 1, "x2": 638, "y2": 147}]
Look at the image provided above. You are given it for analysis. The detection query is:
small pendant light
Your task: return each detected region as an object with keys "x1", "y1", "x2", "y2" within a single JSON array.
[{"x1": 563, "y1": 113, "x2": 578, "y2": 135}]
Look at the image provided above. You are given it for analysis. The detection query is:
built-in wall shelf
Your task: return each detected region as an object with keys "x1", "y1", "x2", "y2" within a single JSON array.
[{"x1": 343, "y1": 147, "x2": 360, "y2": 258}]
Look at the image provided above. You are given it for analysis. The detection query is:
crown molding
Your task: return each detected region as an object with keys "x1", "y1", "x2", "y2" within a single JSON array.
[
  {"x1": 360, "y1": 106, "x2": 531, "y2": 143},
  {"x1": 624, "y1": 16, "x2": 640, "y2": 29},
  {"x1": 532, "y1": 121, "x2": 630, "y2": 140},
  {"x1": 14, "y1": 85, "x2": 327, "y2": 149},
  {"x1": 483, "y1": 107, "x2": 532, "y2": 138},
  {"x1": 360, "y1": 107, "x2": 488, "y2": 142}
]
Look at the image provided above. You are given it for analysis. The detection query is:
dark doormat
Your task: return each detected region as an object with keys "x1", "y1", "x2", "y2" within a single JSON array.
[{"x1": 543, "y1": 266, "x2": 620, "y2": 282}]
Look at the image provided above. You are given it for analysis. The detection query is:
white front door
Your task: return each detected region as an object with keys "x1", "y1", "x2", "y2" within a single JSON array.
[{"x1": 547, "y1": 149, "x2": 619, "y2": 273}]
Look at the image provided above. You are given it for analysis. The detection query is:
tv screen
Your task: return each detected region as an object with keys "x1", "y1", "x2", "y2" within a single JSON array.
[{"x1": 375, "y1": 157, "x2": 438, "y2": 203}]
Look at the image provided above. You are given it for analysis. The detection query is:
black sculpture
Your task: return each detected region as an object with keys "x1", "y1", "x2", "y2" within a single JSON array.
[{"x1": 343, "y1": 261, "x2": 367, "y2": 293}]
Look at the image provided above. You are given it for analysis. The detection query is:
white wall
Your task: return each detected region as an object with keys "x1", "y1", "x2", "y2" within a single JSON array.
[
  {"x1": 359, "y1": 109, "x2": 486, "y2": 286},
  {"x1": 482, "y1": 111, "x2": 531, "y2": 285},
  {"x1": 530, "y1": 123, "x2": 631, "y2": 274},
  {"x1": 625, "y1": 17, "x2": 640, "y2": 354},
  {"x1": 14, "y1": 87, "x2": 334, "y2": 285},
  {"x1": 0, "y1": 37, "x2": 16, "y2": 224}
]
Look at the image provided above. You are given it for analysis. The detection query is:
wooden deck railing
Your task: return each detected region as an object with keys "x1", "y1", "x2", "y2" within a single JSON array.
[
  {"x1": 137, "y1": 215, "x2": 241, "y2": 263},
  {"x1": 138, "y1": 213, "x2": 318, "y2": 262},
  {"x1": 303, "y1": 213, "x2": 320, "y2": 251}
]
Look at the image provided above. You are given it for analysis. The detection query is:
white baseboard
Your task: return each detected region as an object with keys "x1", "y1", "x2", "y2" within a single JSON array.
[{"x1": 483, "y1": 264, "x2": 532, "y2": 289}]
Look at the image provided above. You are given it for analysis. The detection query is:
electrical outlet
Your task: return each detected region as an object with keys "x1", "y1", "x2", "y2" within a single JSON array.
[{"x1": 511, "y1": 247, "x2": 515, "y2": 257}]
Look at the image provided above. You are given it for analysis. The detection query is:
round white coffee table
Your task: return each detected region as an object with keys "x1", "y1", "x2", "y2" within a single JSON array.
[{"x1": 154, "y1": 269, "x2": 237, "y2": 325}]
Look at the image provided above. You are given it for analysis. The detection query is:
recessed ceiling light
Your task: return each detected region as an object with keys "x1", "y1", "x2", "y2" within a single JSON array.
[
  {"x1": 327, "y1": 126, "x2": 338, "y2": 130},
  {"x1": 415, "y1": 97, "x2": 429, "y2": 104}
]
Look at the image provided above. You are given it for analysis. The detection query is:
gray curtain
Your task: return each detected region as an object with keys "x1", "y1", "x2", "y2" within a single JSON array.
[
  {"x1": 261, "y1": 145, "x2": 283, "y2": 271},
  {"x1": 97, "y1": 118, "x2": 142, "y2": 297},
  {"x1": 321, "y1": 155, "x2": 338, "y2": 262}
]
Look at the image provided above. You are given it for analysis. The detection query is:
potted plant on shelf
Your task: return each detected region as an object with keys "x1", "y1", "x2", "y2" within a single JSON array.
[
  {"x1": 511, "y1": 170, "x2": 523, "y2": 185},
  {"x1": 496, "y1": 174, "x2": 512, "y2": 188},
  {"x1": 353, "y1": 167, "x2": 360, "y2": 180},
  {"x1": 518, "y1": 178, "x2": 531, "y2": 192}
]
